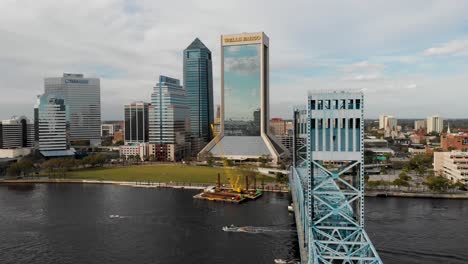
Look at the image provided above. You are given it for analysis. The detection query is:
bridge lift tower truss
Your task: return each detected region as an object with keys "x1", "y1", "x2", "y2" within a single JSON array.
[{"x1": 292, "y1": 91, "x2": 382, "y2": 264}]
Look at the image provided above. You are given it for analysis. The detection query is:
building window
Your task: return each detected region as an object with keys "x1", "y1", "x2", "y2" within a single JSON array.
[
  {"x1": 340, "y1": 99, "x2": 346, "y2": 109},
  {"x1": 311, "y1": 100, "x2": 316, "y2": 110},
  {"x1": 317, "y1": 100, "x2": 323, "y2": 110},
  {"x1": 348, "y1": 99, "x2": 354, "y2": 109},
  {"x1": 356, "y1": 99, "x2": 361, "y2": 109},
  {"x1": 463, "y1": 139, "x2": 468, "y2": 145},
  {"x1": 333, "y1": 100, "x2": 338, "y2": 109},
  {"x1": 324, "y1": 100, "x2": 331, "y2": 109}
]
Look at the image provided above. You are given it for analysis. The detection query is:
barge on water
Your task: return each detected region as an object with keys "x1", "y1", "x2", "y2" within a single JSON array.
[{"x1": 193, "y1": 186, "x2": 263, "y2": 204}]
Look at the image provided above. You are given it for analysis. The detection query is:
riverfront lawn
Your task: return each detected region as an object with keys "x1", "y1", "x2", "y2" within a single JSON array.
[{"x1": 66, "y1": 165, "x2": 273, "y2": 184}]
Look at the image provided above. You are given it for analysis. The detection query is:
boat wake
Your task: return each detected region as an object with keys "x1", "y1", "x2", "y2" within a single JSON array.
[
  {"x1": 222, "y1": 225, "x2": 294, "y2": 234},
  {"x1": 109, "y1": 214, "x2": 128, "y2": 219}
]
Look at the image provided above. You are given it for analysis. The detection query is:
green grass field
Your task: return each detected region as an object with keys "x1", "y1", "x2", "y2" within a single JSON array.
[{"x1": 66, "y1": 165, "x2": 273, "y2": 184}]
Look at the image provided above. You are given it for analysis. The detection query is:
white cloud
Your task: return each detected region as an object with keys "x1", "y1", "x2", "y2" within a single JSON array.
[
  {"x1": 0, "y1": 0, "x2": 468, "y2": 119},
  {"x1": 424, "y1": 39, "x2": 468, "y2": 56},
  {"x1": 344, "y1": 74, "x2": 384, "y2": 81},
  {"x1": 342, "y1": 61, "x2": 385, "y2": 81},
  {"x1": 270, "y1": 74, "x2": 468, "y2": 119},
  {"x1": 343, "y1": 61, "x2": 385, "y2": 72}
]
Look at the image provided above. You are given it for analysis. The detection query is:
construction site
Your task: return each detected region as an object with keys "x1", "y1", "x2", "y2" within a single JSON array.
[
  {"x1": 193, "y1": 124, "x2": 264, "y2": 204},
  {"x1": 193, "y1": 173, "x2": 263, "y2": 203}
]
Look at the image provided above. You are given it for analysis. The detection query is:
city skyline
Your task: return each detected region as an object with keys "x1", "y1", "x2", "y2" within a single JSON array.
[{"x1": 1, "y1": 1, "x2": 468, "y2": 120}]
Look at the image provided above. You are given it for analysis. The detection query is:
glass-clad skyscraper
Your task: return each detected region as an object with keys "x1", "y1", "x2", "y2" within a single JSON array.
[
  {"x1": 183, "y1": 38, "x2": 213, "y2": 154},
  {"x1": 148, "y1": 76, "x2": 190, "y2": 160},
  {"x1": 44, "y1": 73, "x2": 101, "y2": 146},
  {"x1": 37, "y1": 93, "x2": 69, "y2": 152},
  {"x1": 201, "y1": 32, "x2": 287, "y2": 163},
  {"x1": 124, "y1": 101, "x2": 149, "y2": 144}
]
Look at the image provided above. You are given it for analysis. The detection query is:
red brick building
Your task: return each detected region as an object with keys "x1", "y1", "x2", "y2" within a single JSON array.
[{"x1": 441, "y1": 133, "x2": 468, "y2": 151}]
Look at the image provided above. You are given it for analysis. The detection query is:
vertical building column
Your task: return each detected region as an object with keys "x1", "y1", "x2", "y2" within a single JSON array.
[
  {"x1": 345, "y1": 117, "x2": 349, "y2": 152},
  {"x1": 337, "y1": 117, "x2": 341, "y2": 152},
  {"x1": 353, "y1": 118, "x2": 356, "y2": 152}
]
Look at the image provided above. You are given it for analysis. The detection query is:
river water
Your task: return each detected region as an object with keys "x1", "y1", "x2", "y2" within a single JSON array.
[{"x1": 0, "y1": 184, "x2": 467, "y2": 264}]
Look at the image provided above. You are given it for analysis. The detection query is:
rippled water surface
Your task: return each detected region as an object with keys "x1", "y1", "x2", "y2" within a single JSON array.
[
  {"x1": 366, "y1": 197, "x2": 468, "y2": 264},
  {"x1": 0, "y1": 184, "x2": 467, "y2": 264},
  {"x1": 0, "y1": 184, "x2": 298, "y2": 264}
]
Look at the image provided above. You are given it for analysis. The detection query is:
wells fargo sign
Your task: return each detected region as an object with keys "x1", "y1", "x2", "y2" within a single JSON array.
[{"x1": 224, "y1": 35, "x2": 261, "y2": 43}]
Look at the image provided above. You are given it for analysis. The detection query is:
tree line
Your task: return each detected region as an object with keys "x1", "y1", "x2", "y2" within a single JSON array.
[{"x1": 6, "y1": 153, "x2": 109, "y2": 178}]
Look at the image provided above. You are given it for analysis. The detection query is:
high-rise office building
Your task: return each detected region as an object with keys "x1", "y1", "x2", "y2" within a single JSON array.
[
  {"x1": 378, "y1": 115, "x2": 387, "y2": 130},
  {"x1": 378, "y1": 114, "x2": 398, "y2": 138},
  {"x1": 44, "y1": 73, "x2": 101, "y2": 146},
  {"x1": 148, "y1": 76, "x2": 190, "y2": 161},
  {"x1": 183, "y1": 38, "x2": 214, "y2": 154},
  {"x1": 379, "y1": 115, "x2": 397, "y2": 131},
  {"x1": 124, "y1": 101, "x2": 150, "y2": 144},
  {"x1": 0, "y1": 116, "x2": 34, "y2": 149},
  {"x1": 37, "y1": 93, "x2": 71, "y2": 155},
  {"x1": 427, "y1": 115, "x2": 444, "y2": 134},
  {"x1": 201, "y1": 32, "x2": 287, "y2": 163}
]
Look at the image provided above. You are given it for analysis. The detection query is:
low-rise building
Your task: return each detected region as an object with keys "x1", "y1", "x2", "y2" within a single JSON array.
[
  {"x1": 119, "y1": 143, "x2": 150, "y2": 161},
  {"x1": 364, "y1": 139, "x2": 388, "y2": 148},
  {"x1": 119, "y1": 143, "x2": 179, "y2": 162},
  {"x1": 408, "y1": 147, "x2": 426, "y2": 155},
  {"x1": 270, "y1": 118, "x2": 287, "y2": 135},
  {"x1": 441, "y1": 133, "x2": 468, "y2": 152},
  {"x1": 101, "y1": 124, "x2": 114, "y2": 137},
  {"x1": 0, "y1": 148, "x2": 32, "y2": 159},
  {"x1": 434, "y1": 152, "x2": 468, "y2": 184}
]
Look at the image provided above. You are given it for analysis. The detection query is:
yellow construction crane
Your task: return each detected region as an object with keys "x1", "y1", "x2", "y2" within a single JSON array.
[{"x1": 210, "y1": 124, "x2": 243, "y2": 193}]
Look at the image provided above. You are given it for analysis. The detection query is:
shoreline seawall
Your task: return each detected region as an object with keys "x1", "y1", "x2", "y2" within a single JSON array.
[
  {"x1": 365, "y1": 190, "x2": 468, "y2": 199},
  {"x1": 0, "y1": 179, "x2": 289, "y2": 193},
  {"x1": 2, "y1": 180, "x2": 467, "y2": 198}
]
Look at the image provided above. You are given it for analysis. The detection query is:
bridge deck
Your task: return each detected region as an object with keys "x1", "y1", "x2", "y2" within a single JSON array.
[{"x1": 289, "y1": 173, "x2": 308, "y2": 263}]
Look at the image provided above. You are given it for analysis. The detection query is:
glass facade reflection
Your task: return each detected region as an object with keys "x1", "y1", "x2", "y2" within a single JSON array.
[
  {"x1": 183, "y1": 38, "x2": 213, "y2": 151},
  {"x1": 223, "y1": 44, "x2": 261, "y2": 136}
]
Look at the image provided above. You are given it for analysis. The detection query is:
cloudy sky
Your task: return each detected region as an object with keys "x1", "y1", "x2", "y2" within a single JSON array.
[{"x1": 1, "y1": 0, "x2": 468, "y2": 120}]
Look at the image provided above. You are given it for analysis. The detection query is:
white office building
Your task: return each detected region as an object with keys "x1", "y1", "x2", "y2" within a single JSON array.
[
  {"x1": 434, "y1": 152, "x2": 468, "y2": 184},
  {"x1": 44, "y1": 73, "x2": 101, "y2": 146}
]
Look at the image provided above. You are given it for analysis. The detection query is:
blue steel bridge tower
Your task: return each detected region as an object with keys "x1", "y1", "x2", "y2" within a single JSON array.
[{"x1": 291, "y1": 91, "x2": 382, "y2": 264}]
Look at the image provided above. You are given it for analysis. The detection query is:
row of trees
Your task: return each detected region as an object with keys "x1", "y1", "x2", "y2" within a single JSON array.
[
  {"x1": 366, "y1": 173, "x2": 466, "y2": 192},
  {"x1": 6, "y1": 153, "x2": 110, "y2": 178}
]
